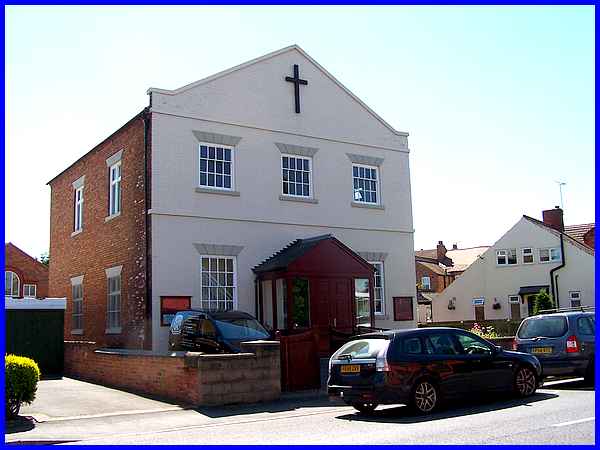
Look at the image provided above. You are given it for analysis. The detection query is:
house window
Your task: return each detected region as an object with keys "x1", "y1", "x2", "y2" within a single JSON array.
[
  {"x1": 199, "y1": 144, "x2": 234, "y2": 190},
  {"x1": 539, "y1": 247, "x2": 561, "y2": 263},
  {"x1": 522, "y1": 248, "x2": 534, "y2": 264},
  {"x1": 496, "y1": 249, "x2": 517, "y2": 265},
  {"x1": 4, "y1": 271, "x2": 20, "y2": 297},
  {"x1": 421, "y1": 276, "x2": 431, "y2": 291},
  {"x1": 569, "y1": 291, "x2": 581, "y2": 308},
  {"x1": 508, "y1": 295, "x2": 520, "y2": 304},
  {"x1": 23, "y1": 284, "x2": 36, "y2": 298},
  {"x1": 355, "y1": 278, "x2": 371, "y2": 325},
  {"x1": 74, "y1": 186, "x2": 84, "y2": 232},
  {"x1": 370, "y1": 262, "x2": 385, "y2": 315},
  {"x1": 200, "y1": 256, "x2": 236, "y2": 311},
  {"x1": 352, "y1": 164, "x2": 379, "y2": 204},
  {"x1": 107, "y1": 274, "x2": 121, "y2": 332},
  {"x1": 109, "y1": 161, "x2": 122, "y2": 216},
  {"x1": 282, "y1": 155, "x2": 311, "y2": 197},
  {"x1": 72, "y1": 283, "x2": 83, "y2": 331}
]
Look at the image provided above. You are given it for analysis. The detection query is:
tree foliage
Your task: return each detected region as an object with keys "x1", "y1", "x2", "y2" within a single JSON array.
[{"x1": 533, "y1": 289, "x2": 554, "y2": 315}]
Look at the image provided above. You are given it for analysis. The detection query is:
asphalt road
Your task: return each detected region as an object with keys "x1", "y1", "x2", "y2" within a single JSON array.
[{"x1": 6, "y1": 378, "x2": 595, "y2": 445}]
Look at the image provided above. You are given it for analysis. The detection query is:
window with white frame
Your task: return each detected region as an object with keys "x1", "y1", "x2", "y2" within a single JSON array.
[
  {"x1": 74, "y1": 186, "x2": 84, "y2": 232},
  {"x1": 352, "y1": 165, "x2": 379, "y2": 204},
  {"x1": 5, "y1": 271, "x2": 20, "y2": 297},
  {"x1": 539, "y1": 247, "x2": 561, "y2": 263},
  {"x1": 522, "y1": 248, "x2": 534, "y2": 264},
  {"x1": 72, "y1": 283, "x2": 83, "y2": 331},
  {"x1": 370, "y1": 261, "x2": 385, "y2": 315},
  {"x1": 109, "y1": 161, "x2": 122, "y2": 216},
  {"x1": 508, "y1": 295, "x2": 520, "y2": 304},
  {"x1": 421, "y1": 276, "x2": 431, "y2": 290},
  {"x1": 199, "y1": 144, "x2": 233, "y2": 190},
  {"x1": 200, "y1": 256, "x2": 236, "y2": 311},
  {"x1": 107, "y1": 274, "x2": 121, "y2": 331},
  {"x1": 282, "y1": 155, "x2": 311, "y2": 197},
  {"x1": 569, "y1": 291, "x2": 581, "y2": 308},
  {"x1": 23, "y1": 284, "x2": 36, "y2": 298},
  {"x1": 496, "y1": 249, "x2": 517, "y2": 265}
]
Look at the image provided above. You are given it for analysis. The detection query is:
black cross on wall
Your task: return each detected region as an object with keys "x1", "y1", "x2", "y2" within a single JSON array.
[{"x1": 285, "y1": 64, "x2": 308, "y2": 114}]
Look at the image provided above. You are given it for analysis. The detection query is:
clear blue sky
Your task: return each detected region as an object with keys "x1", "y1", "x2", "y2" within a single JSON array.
[{"x1": 5, "y1": 6, "x2": 595, "y2": 258}]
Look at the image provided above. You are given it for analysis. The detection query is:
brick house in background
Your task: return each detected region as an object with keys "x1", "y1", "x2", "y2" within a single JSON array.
[
  {"x1": 5, "y1": 243, "x2": 49, "y2": 299},
  {"x1": 564, "y1": 223, "x2": 595, "y2": 249},
  {"x1": 415, "y1": 241, "x2": 488, "y2": 323},
  {"x1": 48, "y1": 45, "x2": 417, "y2": 351}
]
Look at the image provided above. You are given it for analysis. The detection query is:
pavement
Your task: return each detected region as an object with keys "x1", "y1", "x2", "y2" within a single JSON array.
[{"x1": 5, "y1": 377, "x2": 595, "y2": 445}]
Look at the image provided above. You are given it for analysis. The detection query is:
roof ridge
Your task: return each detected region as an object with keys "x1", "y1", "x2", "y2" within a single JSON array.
[{"x1": 522, "y1": 215, "x2": 595, "y2": 255}]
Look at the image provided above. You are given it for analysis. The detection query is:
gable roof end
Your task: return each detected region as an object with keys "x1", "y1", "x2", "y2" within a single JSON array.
[
  {"x1": 147, "y1": 44, "x2": 408, "y2": 138},
  {"x1": 522, "y1": 215, "x2": 595, "y2": 255}
]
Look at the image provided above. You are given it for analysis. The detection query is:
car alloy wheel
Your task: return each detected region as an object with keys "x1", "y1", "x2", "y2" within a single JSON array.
[
  {"x1": 413, "y1": 380, "x2": 438, "y2": 413},
  {"x1": 351, "y1": 402, "x2": 379, "y2": 414},
  {"x1": 515, "y1": 366, "x2": 537, "y2": 397}
]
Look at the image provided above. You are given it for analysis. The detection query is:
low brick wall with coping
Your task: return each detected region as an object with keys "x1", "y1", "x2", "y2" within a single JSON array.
[{"x1": 64, "y1": 340, "x2": 280, "y2": 406}]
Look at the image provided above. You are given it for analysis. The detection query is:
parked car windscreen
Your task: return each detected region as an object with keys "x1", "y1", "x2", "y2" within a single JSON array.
[
  {"x1": 334, "y1": 338, "x2": 388, "y2": 360},
  {"x1": 518, "y1": 316, "x2": 568, "y2": 339},
  {"x1": 214, "y1": 318, "x2": 269, "y2": 340}
]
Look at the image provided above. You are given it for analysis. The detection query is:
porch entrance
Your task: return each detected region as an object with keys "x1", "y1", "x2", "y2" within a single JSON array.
[{"x1": 253, "y1": 234, "x2": 376, "y2": 391}]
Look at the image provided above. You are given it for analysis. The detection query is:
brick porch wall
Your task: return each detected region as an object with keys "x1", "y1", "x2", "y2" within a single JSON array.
[{"x1": 64, "y1": 340, "x2": 280, "y2": 406}]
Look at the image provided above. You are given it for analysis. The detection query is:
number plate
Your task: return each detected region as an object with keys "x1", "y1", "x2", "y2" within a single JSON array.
[
  {"x1": 340, "y1": 364, "x2": 361, "y2": 374},
  {"x1": 531, "y1": 347, "x2": 553, "y2": 354}
]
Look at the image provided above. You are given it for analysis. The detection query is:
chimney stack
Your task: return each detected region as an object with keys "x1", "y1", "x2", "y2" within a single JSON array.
[
  {"x1": 452, "y1": 243, "x2": 458, "y2": 250},
  {"x1": 542, "y1": 206, "x2": 564, "y2": 232},
  {"x1": 436, "y1": 240, "x2": 447, "y2": 261}
]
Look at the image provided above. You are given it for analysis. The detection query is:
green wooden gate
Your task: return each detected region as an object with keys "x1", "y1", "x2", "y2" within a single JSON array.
[{"x1": 5, "y1": 307, "x2": 65, "y2": 376}]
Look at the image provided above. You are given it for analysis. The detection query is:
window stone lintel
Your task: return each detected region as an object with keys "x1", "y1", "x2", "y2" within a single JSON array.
[
  {"x1": 358, "y1": 252, "x2": 388, "y2": 262},
  {"x1": 106, "y1": 149, "x2": 124, "y2": 167},
  {"x1": 72, "y1": 175, "x2": 85, "y2": 189},
  {"x1": 275, "y1": 142, "x2": 318, "y2": 157},
  {"x1": 105, "y1": 265, "x2": 123, "y2": 278},
  {"x1": 193, "y1": 243, "x2": 244, "y2": 256},
  {"x1": 346, "y1": 153, "x2": 384, "y2": 167},
  {"x1": 70, "y1": 275, "x2": 84, "y2": 286},
  {"x1": 193, "y1": 130, "x2": 242, "y2": 147}
]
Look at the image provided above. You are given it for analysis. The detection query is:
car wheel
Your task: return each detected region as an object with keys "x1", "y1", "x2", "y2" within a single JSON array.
[
  {"x1": 514, "y1": 365, "x2": 537, "y2": 397},
  {"x1": 411, "y1": 379, "x2": 439, "y2": 414},
  {"x1": 349, "y1": 402, "x2": 379, "y2": 414}
]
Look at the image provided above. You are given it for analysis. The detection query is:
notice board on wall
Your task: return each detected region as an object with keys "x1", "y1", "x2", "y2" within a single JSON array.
[
  {"x1": 393, "y1": 296, "x2": 414, "y2": 321},
  {"x1": 160, "y1": 296, "x2": 191, "y2": 326}
]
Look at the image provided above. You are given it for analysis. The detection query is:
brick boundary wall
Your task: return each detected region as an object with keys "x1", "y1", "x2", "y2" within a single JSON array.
[{"x1": 64, "y1": 340, "x2": 280, "y2": 406}]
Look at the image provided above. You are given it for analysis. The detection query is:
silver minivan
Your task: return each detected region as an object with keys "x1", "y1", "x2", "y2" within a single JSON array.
[{"x1": 514, "y1": 311, "x2": 595, "y2": 382}]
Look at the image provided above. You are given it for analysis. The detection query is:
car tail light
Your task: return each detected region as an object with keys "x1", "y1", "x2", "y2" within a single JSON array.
[
  {"x1": 376, "y1": 344, "x2": 390, "y2": 372},
  {"x1": 566, "y1": 335, "x2": 579, "y2": 353},
  {"x1": 512, "y1": 339, "x2": 517, "y2": 351}
]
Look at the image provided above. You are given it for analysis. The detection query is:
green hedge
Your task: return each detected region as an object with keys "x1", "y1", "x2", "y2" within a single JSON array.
[
  {"x1": 418, "y1": 319, "x2": 522, "y2": 337},
  {"x1": 5, "y1": 354, "x2": 41, "y2": 419}
]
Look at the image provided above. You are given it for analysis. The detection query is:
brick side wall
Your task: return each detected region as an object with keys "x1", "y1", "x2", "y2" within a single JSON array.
[
  {"x1": 49, "y1": 113, "x2": 149, "y2": 349},
  {"x1": 415, "y1": 263, "x2": 445, "y2": 293},
  {"x1": 64, "y1": 340, "x2": 281, "y2": 406},
  {"x1": 5, "y1": 243, "x2": 49, "y2": 298}
]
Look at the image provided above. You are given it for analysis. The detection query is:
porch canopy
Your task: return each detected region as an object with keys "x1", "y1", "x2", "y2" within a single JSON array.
[
  {"x1": 518, "y1": 285, "x2": 550, "y2": 296},
  {"x1": 252, "y1": 234, "x2": 375, "y2": 350}
]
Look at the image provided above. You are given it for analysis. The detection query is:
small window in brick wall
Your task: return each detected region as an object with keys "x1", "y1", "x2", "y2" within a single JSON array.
[{"x1": 393, "y1": 296, "x2": 414, "y2": 321}]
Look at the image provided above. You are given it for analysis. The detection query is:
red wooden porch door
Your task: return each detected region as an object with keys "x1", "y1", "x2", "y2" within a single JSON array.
[{"x1": 312, "y1": 278, "x2": 353, "y2": 354}]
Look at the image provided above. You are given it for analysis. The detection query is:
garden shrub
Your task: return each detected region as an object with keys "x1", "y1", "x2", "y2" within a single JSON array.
[{"x1": 5, "y1": 354, "x2": 41, "y2": 419}]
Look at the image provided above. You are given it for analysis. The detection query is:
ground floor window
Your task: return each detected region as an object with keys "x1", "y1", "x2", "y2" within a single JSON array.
[
  {"x1": 569, "y1": 291, "x2": 581, "y2": 308},
  {"x1": 355, "y1": 278, "x2": 371, "y2": 325},
  {"x1": 5, "y1": 271, "x2": 20, "y2": 297},
  {"x1": 369, "y1": 262, "x2": 385, "y2": 315},
  {"x1": 200, "y1": 256, "x2": 236, "y2": 311},
  {"x1": 107, "y1": 274, "x2": 121, "y2": 331},
  {"x1": 72, "y1": 283, "x2": 83, "y2": 331},
  {"x1": 23, "y1": 284, "x2": 37, "y2": 298}
]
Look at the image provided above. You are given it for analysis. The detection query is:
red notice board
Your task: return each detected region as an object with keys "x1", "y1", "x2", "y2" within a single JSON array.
[
  {"x1": 393, "y1": 296, "x2": 414, "y2": 321},
  {"x1": 160, "y1": 296, "x2": 191, "y2": 326}
]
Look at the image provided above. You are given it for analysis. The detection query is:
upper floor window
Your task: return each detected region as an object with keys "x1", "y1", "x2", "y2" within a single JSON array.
[
  {"x1": 23, "y1": 284, "x2": 36, "y2": 298},
  {"x1": 282, "y1": 155, "x2": 311, "y2": 197},
  {"x1": 109, "y1": 161, "x2": 122, "y2": 216},
  {"x1": 199, "y1": 144, "x2": 233, "y2": 190},
  {"x1": 74, "y1": 186, "x2": 84, "y2": 232},
  {"x1": 496, "y1": 249, "x2": 517, "y2": 265},
  {"x1": 522, "y1": 248, "x2": 534, "y2": 264},
  {"x1": 352, "y1": 164, "x2": 379, "y2": 204},
  {"x1": 421, "y1": 276, "x2": 431, "y2": 290},
  {"x1": 539, "y1": 247, "x2": 561, "y2": 263},
  {"x1": 200, "y1": 256, "x2": 236, "y2": 311},
  {"x1": 370, "y1": 262, "x2": 385, "y2": 315},
  {"x1": 5, "y1": 271, "x2": 20, "y2": 297}
]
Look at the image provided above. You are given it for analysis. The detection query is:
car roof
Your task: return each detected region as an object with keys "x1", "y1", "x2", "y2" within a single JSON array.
[
  {"x1": 524, "y1": 311, "x2": 594, "y2": 319},
  {"x1": 355, "y1": 327, "x2": 468, "y2": 340},
  {"x1": 177, "y1": 309, "x2": 256, "y2": 320}
]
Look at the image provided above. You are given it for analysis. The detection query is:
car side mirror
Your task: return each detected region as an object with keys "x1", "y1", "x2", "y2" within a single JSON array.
[{"x1": 494, "y1": 345, "x2": 502, "y2": 354}]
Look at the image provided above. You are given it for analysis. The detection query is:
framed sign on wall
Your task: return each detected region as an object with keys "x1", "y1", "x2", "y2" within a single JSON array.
[
  {"x1": 160, "y1": 296, "x2": 191, "y2": 326},
  {"x1": 393, "y1": 296, "x2": 414, "y2": 321}
]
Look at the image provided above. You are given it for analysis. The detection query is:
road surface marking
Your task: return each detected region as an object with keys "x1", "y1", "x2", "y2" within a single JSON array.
[{"x1": 552, "y1": 417, "x2": 595, "y2": 427}]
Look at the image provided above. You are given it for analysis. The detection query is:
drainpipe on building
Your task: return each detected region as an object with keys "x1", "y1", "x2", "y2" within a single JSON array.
[
  {"x1": 550, "y1": 233, "x2": 566, "y2": 310},
  {"x1": 142, "y1": 107, "x2": 152, "y2": 349}
]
